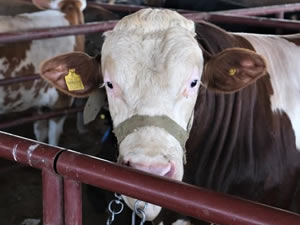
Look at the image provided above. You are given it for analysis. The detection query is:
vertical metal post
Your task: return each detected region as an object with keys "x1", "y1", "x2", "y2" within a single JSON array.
[
  {"x1": 64, "y1": 178, "x2": 82, "y2": 225},
  {"x1": 42, "y1": 169, "x2": 64, "y2": 225}
]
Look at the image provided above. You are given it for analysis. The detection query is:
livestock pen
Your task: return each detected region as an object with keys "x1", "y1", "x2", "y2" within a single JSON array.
[{"x1": 1, "y1": 2, "x2": 300, "y2": 225}]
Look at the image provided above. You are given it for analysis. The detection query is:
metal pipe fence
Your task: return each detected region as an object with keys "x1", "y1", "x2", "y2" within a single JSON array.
[
  {"x1": 1, "y1": 2, "x2": 300, "y2": 127},
  {"x1": 0, "y1": 106, "x2": 84, "y2": 130},
  {"x1": 0, "y1": 131, "x2": 300, "y2": 225}
]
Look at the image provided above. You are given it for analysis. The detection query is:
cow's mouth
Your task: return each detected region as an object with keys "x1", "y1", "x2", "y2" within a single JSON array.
[{"x1": 122, "y1": 160, "x2": 176, "y2": 179}]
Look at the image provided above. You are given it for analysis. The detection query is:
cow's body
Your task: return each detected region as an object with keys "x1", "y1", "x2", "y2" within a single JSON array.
[
  {"x1": 39, "y1": 9, "x2": 300, "y2": 224},
  {"x1": 181, "y1": 25, "x2": 300, "y2": 224},
  {"x1": 0, "y1": 0, "x2": 86, "y2": 145}
]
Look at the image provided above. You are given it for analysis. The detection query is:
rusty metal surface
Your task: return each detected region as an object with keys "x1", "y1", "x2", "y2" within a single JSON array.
[
  {"x1": 56, "y1": 150, "x2": 300, "y2": 225},
  {"x1": 0, "y1": 106, "x2": 84, "y2": 130},
  {"x1": 64, "y1": 179, "x2": 82, "y2": 225},
  {"x1": 42, "y1": 169, "x2": 64, "y2": 225}
]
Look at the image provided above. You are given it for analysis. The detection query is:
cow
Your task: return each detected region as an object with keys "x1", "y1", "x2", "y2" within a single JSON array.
[
  {"x1": 39, "y1": 8, "x2": 300, "y2": 224},
  {"x1": 0, "y1": 0, "x2": 87, "y2": 145}
]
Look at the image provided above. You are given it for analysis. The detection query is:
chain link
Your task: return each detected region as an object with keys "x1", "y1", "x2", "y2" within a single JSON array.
[
  {"x1": 131, "y1": 200, "x2": 148, "y2": 225},
  {"x1": 106, "y1": 193, "x2": 124, "y2": 225}
]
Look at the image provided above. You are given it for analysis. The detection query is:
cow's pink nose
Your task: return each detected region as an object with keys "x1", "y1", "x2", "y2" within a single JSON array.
[{"x1": 125, "y1": 161, "x2": 174, "y2": 178}]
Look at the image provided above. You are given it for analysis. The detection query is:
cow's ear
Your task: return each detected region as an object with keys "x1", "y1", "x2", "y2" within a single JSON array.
[
  {"x1": 40, "y1": 52, "x2": 101, "y2": 97},
  {"x1": 202, "y1": 48, "x2": 267, "y2": 93}
]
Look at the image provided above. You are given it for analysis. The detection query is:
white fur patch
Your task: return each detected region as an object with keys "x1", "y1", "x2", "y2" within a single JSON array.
[{"x1": 240, "y1": 33, "x2": 300, "y2": 150}]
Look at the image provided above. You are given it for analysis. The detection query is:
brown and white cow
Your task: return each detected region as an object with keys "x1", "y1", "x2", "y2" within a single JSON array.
[
  {"x1": 0, "y1": 0, "x2": 86, "y2": 145},
  {"x1": 39, "y1": 9, "x2": 300, "y2": 224}
]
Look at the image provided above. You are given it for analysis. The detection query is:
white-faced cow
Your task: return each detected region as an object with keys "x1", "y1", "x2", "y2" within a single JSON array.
[
  {"x1": 39, "y1": 9, "x2": 300, "y2": 224},
  {"x1": 0, "y1": 0, "x2": 86, "y2": 145}
]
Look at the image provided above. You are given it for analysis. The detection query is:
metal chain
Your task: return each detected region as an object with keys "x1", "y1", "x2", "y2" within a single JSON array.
[
  {"x1": 131, "y1": 200, "x2": 148, "y2": 225},
  {"x1": 106, "y1": 193, "x2": 124, "y2": 225}
]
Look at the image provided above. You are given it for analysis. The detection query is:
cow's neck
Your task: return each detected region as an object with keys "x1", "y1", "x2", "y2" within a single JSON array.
[
  {"x1": 185, "y1": 22, "x2": 300, "y2": 195},
  {"x1": 61, "y1": 1, "x2": 84, "y2": 51}
]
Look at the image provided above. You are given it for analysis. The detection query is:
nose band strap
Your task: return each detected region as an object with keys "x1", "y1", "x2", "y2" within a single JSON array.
[{"x1": 113, "y1": 114, "x2": 189, "y2": 157}]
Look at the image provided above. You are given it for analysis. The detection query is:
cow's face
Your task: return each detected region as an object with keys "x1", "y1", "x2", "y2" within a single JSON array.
[
  {"x1": 39, "y1": 8, "x2": 267, "y2": 222},
  {"x1": 101, "y1": 9, "x2": 202, "y2": 219}
]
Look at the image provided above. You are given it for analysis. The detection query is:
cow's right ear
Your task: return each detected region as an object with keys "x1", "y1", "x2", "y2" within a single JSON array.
[{"x1": 40, "y1": 52, "x2": 101, "y2": 97}]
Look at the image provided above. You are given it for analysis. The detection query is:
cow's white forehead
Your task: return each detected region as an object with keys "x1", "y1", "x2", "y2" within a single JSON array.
[
  {"x1": 101, "y1": 9, "x2": 203, "y2": 86},
  {"x1": 110, "y1": 8, "x2": 195, "y2": 34}
]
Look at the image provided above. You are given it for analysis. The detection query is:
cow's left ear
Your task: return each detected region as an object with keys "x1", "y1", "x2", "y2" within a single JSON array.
[
  {"x1": 40, "y1": 52, "x2": 102, "y2": 97},
  {"x1": 202, "y1": 48, "x2": 267, "y2": 93}
]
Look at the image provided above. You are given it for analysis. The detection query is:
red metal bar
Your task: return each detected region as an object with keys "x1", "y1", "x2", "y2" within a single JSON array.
[
  {"x1": 56, "y1": 150, "x2": 300, "y2": 225},
  {"x1": 42, "y1": 169, "x2": 64, "y2": 225},
  {"x1": 64, "y1": 178, "x2": 82, "y2": 225},
  {"x1": 0, "y1": 132, "x2": 63, "y2": 168},
  {"x1": 215, "y1": 3, "x2": 300, "y2": 16},
  {"x1": 0, "y1": 74, "x2": 40, "y2": 86},
  {"x1": 185, "y1": 13, "x2": 300, "y2": 30},
  {"x1": 0, "y1": 15, "x2": 299, "y2": 44},
  {"x1": 87, "y1": 2, "x2": 194, "y2": 14},
  {"x1": 1, "y1": 12, "x2": 300, "y2": 45},
  {"x1": 1, "y1": 131, "x2": 300, "y2": 225},
  {"x1": 0, "y1": 21, "x2": 117, "y2": 44},
  {"x1": 0, "y1": 106, "x2": 83, "y2": 130}
]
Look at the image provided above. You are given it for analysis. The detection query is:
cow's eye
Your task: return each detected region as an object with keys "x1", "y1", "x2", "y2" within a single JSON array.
[
  {"x1": 106, "y1": 82, "x2": 113, "y2": 89},
  {"x1": 190, "y1": 80, "x2": 198, "y2": 88}
]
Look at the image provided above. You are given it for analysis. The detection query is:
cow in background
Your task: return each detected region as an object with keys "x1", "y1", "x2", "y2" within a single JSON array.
[
  {"x1": 0, "y1": 0, "x2": 87, "y2": 145},
  {"x1": 39, "y1": 9, "x2": 300, "y2": 224}
]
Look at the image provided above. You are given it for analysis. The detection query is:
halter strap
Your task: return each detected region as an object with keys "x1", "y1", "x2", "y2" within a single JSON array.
[{"x1": 113, "y1": 114, "x2": 193, "y2": 164}]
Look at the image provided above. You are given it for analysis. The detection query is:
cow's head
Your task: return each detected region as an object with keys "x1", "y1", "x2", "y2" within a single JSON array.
[
  {"x1": 40, "y1": 9, "x2": 266, "y2": 221},
  {"x1": 32, "y1": 0, "x2": 86, "y2": 11}
]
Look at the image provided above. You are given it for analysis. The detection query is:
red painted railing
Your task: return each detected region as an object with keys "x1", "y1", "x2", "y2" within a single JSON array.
[{"x1": 0, "y1": 131, "x2": 300, "y2": 225}]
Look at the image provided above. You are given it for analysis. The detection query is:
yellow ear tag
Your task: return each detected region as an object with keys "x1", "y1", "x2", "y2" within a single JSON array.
[
  {"x1": 229, "y1": 68, "x2": 237, "y2": 76},
  {"x1": 65, "y1": 69, "x2": 85, "y2": 91}
]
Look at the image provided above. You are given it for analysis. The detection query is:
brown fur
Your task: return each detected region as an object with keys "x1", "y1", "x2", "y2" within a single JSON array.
[
  {"x1": 0, "y1": 42, "x2": 32, "y2": 78},
  {"x1": 61, "y1": 1, "x2": 85, "y2": 51}
]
